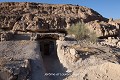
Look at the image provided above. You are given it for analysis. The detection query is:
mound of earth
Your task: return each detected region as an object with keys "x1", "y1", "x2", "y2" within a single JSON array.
[
  {"x1": 56, "y1": 40, "x2": 120, "y2": 80},
  {"x1": 68, "y1": 62, "x2": 120, "y2": 80}
]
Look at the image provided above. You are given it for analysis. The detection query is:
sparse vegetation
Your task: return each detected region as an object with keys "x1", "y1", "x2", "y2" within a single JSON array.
[{"x1": 67, "y1": 22, "x2": 97, "y2": 42}]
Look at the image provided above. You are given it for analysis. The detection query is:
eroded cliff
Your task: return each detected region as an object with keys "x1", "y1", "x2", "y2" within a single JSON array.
[{"x1": 0, "y1": 2, "x2": 106, "y2": 32}]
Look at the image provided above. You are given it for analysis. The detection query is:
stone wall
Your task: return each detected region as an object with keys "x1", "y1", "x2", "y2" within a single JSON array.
[
  {"x1": 0, "y1": 41, "x2": 46, "y2": 80},
  {"x1": 56, "y1": 40, "x2": 79, "y2": 70}
]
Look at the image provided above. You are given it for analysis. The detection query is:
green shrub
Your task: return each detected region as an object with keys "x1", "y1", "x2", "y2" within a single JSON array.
[{"x1": 67, "y1": 22, "x2": 97, "y2": 42}]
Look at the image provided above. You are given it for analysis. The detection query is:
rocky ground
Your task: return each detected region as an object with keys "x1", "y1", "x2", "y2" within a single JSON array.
[
  {"x1": 56, "y1": 40, "x2": 120, "y2": 80},
  {"x1": 0, "y1": 41, "x2": 46, "y2": 80},
  {"x1": 0, "y1": 39, "x2": 120, "y2": 80}
]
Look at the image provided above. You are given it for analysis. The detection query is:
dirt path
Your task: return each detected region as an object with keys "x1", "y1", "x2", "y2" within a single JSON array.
[{"x1": 42, "y1": 52, "x2": 68, "y2": 80}]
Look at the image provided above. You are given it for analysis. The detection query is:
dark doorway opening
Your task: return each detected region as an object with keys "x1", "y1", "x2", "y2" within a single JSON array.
[
  {"x1": 44, "y1": 43, "x2": 50, "y2": 56},
  {"x1": 40, "y1": 39, "x2": 56, "y2": 57}
]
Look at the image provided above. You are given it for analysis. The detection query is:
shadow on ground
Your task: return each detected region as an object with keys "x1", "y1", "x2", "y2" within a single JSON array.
[{"x1": 42, "y1": 52, "x2": 70, "y2": 80}]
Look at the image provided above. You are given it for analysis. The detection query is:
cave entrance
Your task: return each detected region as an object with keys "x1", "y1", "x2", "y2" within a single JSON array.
[
  {"x1": 38, "y1": 37, "x2": 67, "y2": 80},
  {"x1": 39, "y1": 39, "x2": 57, "y2": 57},
  {"x1": 44, "y1": 42, "x2": 50, "y2": 55}
]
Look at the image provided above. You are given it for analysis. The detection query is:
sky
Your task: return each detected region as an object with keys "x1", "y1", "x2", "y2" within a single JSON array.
[{"x1": 0, "y1": 0, "x2": 120, "y2": 19}]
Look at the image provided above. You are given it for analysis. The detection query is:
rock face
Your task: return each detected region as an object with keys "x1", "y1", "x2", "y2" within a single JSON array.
[
  {"x1": 0, "y1": 2, "x2": 106, "y2": 33},
  {"x1": 86, "y1": 20, "x2": 120, "y2": 38},
  {"x1": 0, "y1": 2, "x2": 120, "y2": 38}
]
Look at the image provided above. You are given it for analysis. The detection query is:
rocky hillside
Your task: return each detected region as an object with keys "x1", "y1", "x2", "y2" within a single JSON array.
[
  {"x1": 114, "y1": 19, "x2": 120, "y2": 24},
  {"x1": 0, "y1": 2, "x2": 107, "y2": 33},
  {"x1": 0, "y1": 2, "x2": 120, "y2": 38}
]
